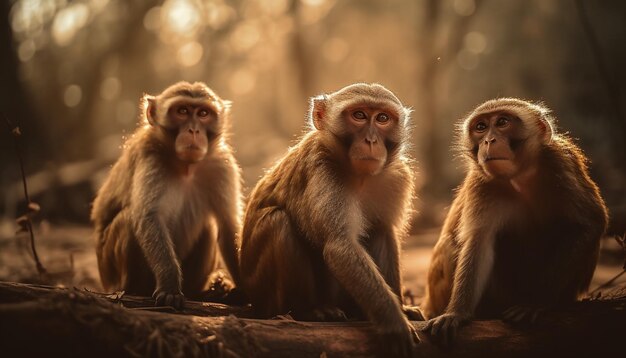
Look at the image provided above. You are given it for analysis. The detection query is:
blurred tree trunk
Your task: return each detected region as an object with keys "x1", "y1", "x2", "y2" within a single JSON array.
[
  {"x1": 0, "y1": 1, "x2": 50, "y2": 192},
  {"x1": 414, "y1": 0, "x2": 442, "y2": 214},
  {"x1": 289, "y1": 0, "x2": 315, "y2": 102},
  {"x1": 67, "y1": 1, "x2": 155, "y2": 161},
  {"x1": 414, "y1": 0, "x2": 482, "y2": 228}
]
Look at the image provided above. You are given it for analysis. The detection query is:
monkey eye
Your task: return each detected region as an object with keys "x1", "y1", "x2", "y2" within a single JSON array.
[
  {"x1": 198, "y1": 109, "x2": 209, "y2": 117},
  {"x1": 177, "y1": 107, "x2": 189, "y2": 115},
  {"x1": 475, "y1": 122, "x2": 487, "y2": 132},
  {"x1": 496, "y1": 116, "x2": 509, "y2": 127},
  {"x1": 376, "y1": 113, "x2": 390, "y2": 124},
  {"x1": 352, "y1": 111, "x2": 367, "y2": 120}
]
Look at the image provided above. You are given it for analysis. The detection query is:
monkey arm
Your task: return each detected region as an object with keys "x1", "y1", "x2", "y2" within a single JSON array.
[
  {"x1": 323, "y1": 233, "x2": 419, "y2": 355},
  {"x1": 213, "y1": 159, "x2": 243, "y2": 286},
  {"x1": 423, "y1": 223, "x2": 497, "y2": 344},
  {"x1": 446, "y1": 231, "x2": 495, "y2": 316},
  {"x1": 133, "y1": 211, "x2": 182, "y2": 291},
  {"x1": 216, "y1": 214, "x2": 241, "y2": 286},
  {"x1": 323, "y1": 235, "x2": 406, "y2": 327},
  {"x1": 130, "y1": 160, "x2": 182, "y2": 296}
]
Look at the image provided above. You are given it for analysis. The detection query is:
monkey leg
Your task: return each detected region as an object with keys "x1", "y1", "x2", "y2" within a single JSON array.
[
  {"x1": 97, "y1": 208, "x2": 154, "y2": 296},
  {"x1": 181, "y1": 226, "x2": 218, "y2": 298},
  {"x1": 243, "y1": 207, "x2": 343, "y2": 320},
  {"x1": 421, "y1": 237, "x2": 457, "y2": 319}
]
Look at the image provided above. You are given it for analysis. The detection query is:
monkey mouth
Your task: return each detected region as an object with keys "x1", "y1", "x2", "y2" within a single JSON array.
[
  {"x1": 484, "y1": 157, "x2": 510, "y2": 162},
  {"x1": 354, "y1": 156, "x2": 381, "y2": 162}
]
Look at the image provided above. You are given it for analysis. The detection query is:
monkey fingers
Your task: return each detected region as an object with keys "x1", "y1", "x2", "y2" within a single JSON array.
[
  {"x1": 502, "y1": 305, "x2": 544, "y2": 325},
  {"x1": 422, "y1": 313, "x2": 467, "y2": 346},
  {"x1": 402, "y1": 305, "x2": 425, "y2": 321},
  {"x1": 153, "y1": 290, "x2": 185, "y2": 310}
]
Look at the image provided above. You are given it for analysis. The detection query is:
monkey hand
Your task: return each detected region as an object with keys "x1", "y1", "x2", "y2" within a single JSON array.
[
  {"x1": 378, "y1": 318, "x2": 420, "y2": 357},
  {"x1": 403, "y1": 305, "x2": 425, "y2": 321},
  {"x1": 153, "y1": 288, "x2": 185, "y2": 310},
  {"x1": 503, "y1": 305, "x2": 545, "y2": 325},
  {"x1": 421, "y1": 312, "x2": 469, "y2": 346}
]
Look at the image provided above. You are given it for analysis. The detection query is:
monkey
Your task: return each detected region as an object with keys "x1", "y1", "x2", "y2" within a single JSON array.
[
  {"x1": 421, "y1": 98, "x2": 609, "y2": 344},
  {"x1": 239, "y1": 83, "x2": 423, "y2": 356},
  {"x1": 91, "y1": 81, "x2": 242, "y2": 309}
]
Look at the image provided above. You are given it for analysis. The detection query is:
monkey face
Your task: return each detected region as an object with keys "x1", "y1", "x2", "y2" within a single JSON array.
[
  {"x1": 168, "y1": 102, "x2": 218, "y2": 162},
  {"x1": 345, "y1": 107, "x2": 397, "y2": 176},
  {"x1": 145, "y1": 82, "x2": 230, "y2": 164},
  {"x1": 461, "y1": 98, "x2": 555, "y2": 181},
  {"x1": 469, "y1": 112, "x2": 521, "y2": 178},
  {"x1": 309, "y1": 83, "x2": 410, "y2": 178}
]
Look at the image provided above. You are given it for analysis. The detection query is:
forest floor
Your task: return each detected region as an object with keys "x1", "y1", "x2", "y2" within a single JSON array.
[{"x1": 1, "y1": 224, "x2": 624, "y2": 302}]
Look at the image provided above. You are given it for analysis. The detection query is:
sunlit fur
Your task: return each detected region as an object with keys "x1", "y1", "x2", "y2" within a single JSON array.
[
  {"x1": 240, "y1": 83, "x2": 421, "y2": 356},
  {"x1": 422, "y1": 98, "x2": 608, "y2": 341},
  {"x1": 92, "y1": 82, "x2": 242, "y2": 308}
]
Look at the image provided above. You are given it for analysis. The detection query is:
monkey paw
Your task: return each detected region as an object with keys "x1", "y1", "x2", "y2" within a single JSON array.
[
  {"x1": 153, "y1": 289, "x2": 185, "y2": 310},
  {"x1": 403, "y1": 305, "x2": 425, "y2": 321},
  {"x1": 502, "y1": 305, "x2": 544, "y2": 325},
  {"x1": 421, "y1": 312, "x2": 469, "y2": 346},
  {"x1": 379, "y1": 319, "x2": 420, "y2": 357}
]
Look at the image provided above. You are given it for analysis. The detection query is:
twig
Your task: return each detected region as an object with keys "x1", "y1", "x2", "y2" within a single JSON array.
[{"x1": 2, "y1": 112, "x2": 46, "y2": 275}]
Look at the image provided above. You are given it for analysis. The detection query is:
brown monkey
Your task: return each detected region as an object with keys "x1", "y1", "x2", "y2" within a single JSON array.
[
  {"x1": 240, "y1": 83, "x2": 422, "y2": 356},
  {"x1": 91, "y1": 81, "x2": 242, "y2": 308},
  {"x1": 422, "y1": 98, "x2": 608, "y2": 343}
]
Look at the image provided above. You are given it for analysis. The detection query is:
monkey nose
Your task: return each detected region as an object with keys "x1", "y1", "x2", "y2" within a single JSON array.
[
  {"x1": 365, "y1": 136, "x2": 378, "y2": 144},
  {"x1": 188, "y1": 128, "x2": 200, "y2": 134},
  {"x1": 484, "y1": 137, "x2": 496, "y2": 144}
]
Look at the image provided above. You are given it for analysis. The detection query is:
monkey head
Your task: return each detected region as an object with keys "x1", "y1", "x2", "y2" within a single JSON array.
[
  {"x1": 143, "y1": 81, "x2": 231, "y2": 163},
  {"x1": 460, "y1": 98, "x2": 554, "y2": 179},
  {"x1": 309, "y1": 83, "x2": 411, "y2": 176}
]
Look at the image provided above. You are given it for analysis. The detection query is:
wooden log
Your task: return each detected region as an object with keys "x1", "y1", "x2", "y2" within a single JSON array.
[
  {"x1": 0, "y1": 281, "x2": 252, "y2": 318},
  {"x1": 0, "y1": 281, "x2": 625, "y2": 357}
]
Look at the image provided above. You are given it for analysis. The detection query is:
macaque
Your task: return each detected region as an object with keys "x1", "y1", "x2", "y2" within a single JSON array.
[
  {"x1": 91, "y1": 82, "x2": 242, "y2": 309},
  {"x1": 422, "y1": 98, "x2": 608, "y2": 343},
  {"x1": 240, "y1": 83, "x2": 422, "y2": 356}
]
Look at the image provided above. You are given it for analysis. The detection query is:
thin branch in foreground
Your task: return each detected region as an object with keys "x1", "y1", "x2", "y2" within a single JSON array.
[{"x1": 2, "y1": 112, "x2": 46, "y2": 275}]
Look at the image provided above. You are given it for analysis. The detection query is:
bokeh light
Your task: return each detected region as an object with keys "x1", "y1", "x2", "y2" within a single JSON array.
[
  {"x1": 52, "y1": 3, "x2": 90, "y2": 46},
  {"x1": 63, "y1": 84, "x2": 82, "y2": 107},
  {"x1": 177, "y1": 41, "x2": 204, "y2": 67},
  {"x1": 100, "y1": 77, "x2": 121, "y2": 101},
  {"x1": 464, "y1": 32, "x2": 487, "y2": 54},
  {"x1": 453, "y1": 0, "x2": 476, "y2": 17},
  {"x1": 229, "y1": 68, "x2": 256, "y2": 95}
]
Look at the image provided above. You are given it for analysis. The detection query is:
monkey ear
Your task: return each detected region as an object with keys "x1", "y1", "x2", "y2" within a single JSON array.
[
  {"x1": 538, "y1": 117, "x2": 554, "y2": 144},
  {"x1": 143, "y1": 95, "x2": 157, "y2": 126},
  {"x1": 309, "y1": 95, "x2": 327, "y2": 130}
]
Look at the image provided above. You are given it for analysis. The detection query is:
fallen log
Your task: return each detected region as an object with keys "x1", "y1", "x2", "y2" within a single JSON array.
[
  {"x1": 0, "y1": 281, "x2": 252, "y2": 318},
  {"x1": 0, "y1": 281, "x2": 625, "y2": 357}
]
